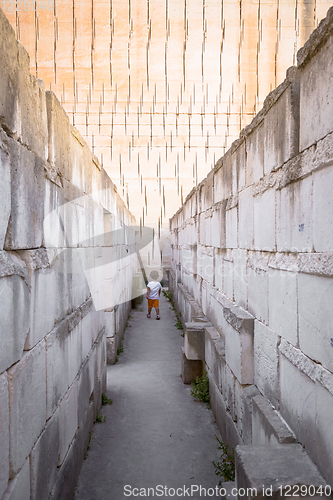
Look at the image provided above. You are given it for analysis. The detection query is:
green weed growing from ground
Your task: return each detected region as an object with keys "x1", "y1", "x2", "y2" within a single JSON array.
[
  {"x1": 191, "y1": 371, "x2": 210, "y2": 404},
  {"x1": 212, "y1": 436, "x2": 235, "y2": 483},
  {"x1": 101, "y1": 393, "x2": 113, "y2": 405},
  {"x1": 175, "y1": 312, "x2": 183, "y2": 331},
  {"x1": 95, "y1": 413, "x2": 106, "y2": 423},
  {"x1": 117, "y1": 343, "x2": 124, "y2": 355}
]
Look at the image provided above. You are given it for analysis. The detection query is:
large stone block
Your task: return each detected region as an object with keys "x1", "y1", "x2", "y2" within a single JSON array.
[
  {"x1": 224, "y1": 259, "x2": 234, "y2": 301},
  {"x1": 279, "y1": 344, "x2": 317, "y2": 464},
  {"x1": 313, "y1": 165, "x2": 333, "y2": 252},
  {"x1": 208, "y1": 374, "x2": 227, "y2": 442},
  {"x1": 81, "y1": 311, "x2": 93, "y2": 361},
  {"x1": 2, "y1": 458, "x2": 30, "y2": 500},
  {"x1": 181, "y1": 347, "x2": 203, "y2": 384},
  {"x1": 19, "y1": 249, "x2": 58, "y2": 350},
  {"x1": 252, "y1": 395, "x2": 295, "y2": 445},
  {"x1": 30, "y1": 410, "x2": 60, "y2": 500},
  {"x1": 248, "y1": 267, "x2": 268, "y2": 324},
  {"x1": 241, "y1": 385, "x2": 260, "y2": 445},
  {"x1": 298, "y1": 273, "x2": 333, "y2": 373},
  {"x1": 254, "y1": 321, "x2": 280, "y2": 408},
  {"x1": 204, "y1": 326, "x2": 225, "y2": 391},
  {"x1": 268, "y1": 268, "x2": 297, "y2": 346},
  {"x1": 223, "y1": 304, "x2": 254, "y2": 385},
  {"x1": 0, "y1": 259, "x2": 30, "y2": 374},
  {"x1": 8, "y1": 341, "x2": 47, "y2": 475},
  {"x1": 0, "y1": 373, "x2": 9, "y2": 499},
  {"x1": 238, "y1": 187, "x2": 254, "y2": 250},
  {"x1": 316, "y1": 383, "x2": 333, "y2": 488},
  {"x1": 46, "y1": 320, "x2": 81, "y2": 419},
  {"x1": 236, "y1": 444, "x2": 328, "y2": 500},
  {"x1": 184, "y1": 322, "x2": 212, "y2": 361},
  {"x1": 17, "y1": 45, "x2": 48, "y2": 160},
  {"x1": 226, "y1": 207, "x2": 238, "y2": 249},
  {"x1": 78, "y1": 354, "x2": 96, "y2": 427},
  {"x1": 233, "y1": 249, "x2": 248, "y2": 309},
  {"x1": 46, "y1": 91, "x2": 76, "y2": 183},
  {"x1": 0, "y1": 9, "x2": 19, "y2": 131},
  {"x1": 49, "y1": 401, "x2": 94, "y2": 500},
  {"x1": 201, "y1": 248, "x2": 214, "y2": 285},
  {"x1": 245, "y1": 123, "x2": 265, "y2": 186},
  {"x1": 211, "y1": 203, "x2": 226, "y2": 249},
  {"x1": 264, "y1": 86, "x2": 293, "y2": 175},
  {"x1": 59, "y1": 382, "x2": 78, "y2": 466},
  {"x1": 299, "y1": 32, "x2": 333, "y2": 151},
  {"x1": 253, "y1": 189, "x2": 275, "y2": 251},
  {"x1": 277, "y1": 176, "x2": 313, "y2": 253},
  {"x1": 0, "y1": 135, "x2": 11, "y2": 250},
  {"x1": 5, "y1": 140, "x2": 45, "y2": 250}
]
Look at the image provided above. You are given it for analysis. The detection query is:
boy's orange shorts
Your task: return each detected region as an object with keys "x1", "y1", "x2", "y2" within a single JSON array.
[{"x1": 148, "y1": 299, "x2": 159, "y2": 308}]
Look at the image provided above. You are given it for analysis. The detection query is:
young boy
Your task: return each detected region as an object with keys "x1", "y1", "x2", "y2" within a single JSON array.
[{"x1": 146, "y1": 270, "x2": 162, "y2": 320}]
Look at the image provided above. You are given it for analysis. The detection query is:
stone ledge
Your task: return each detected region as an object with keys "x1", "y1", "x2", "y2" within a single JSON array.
[
  {"x1": 236, "y1": 444, "x2": 328, "y2": 500},
  {"x1": 279, "y1": 339, "x2": 318, "y2": 383},
  {"x1": 223, "y1": 304, "x2": 254, "y2": 335},
  {"x1": 252, "y1": 395, "x2": 295, "y2": 445},
  {"x1": 181, "y1": 347, "x2": 203, "y2": 384},
  {"x1": 184, "y1": 322, "x2": 212, "y2": 361}
]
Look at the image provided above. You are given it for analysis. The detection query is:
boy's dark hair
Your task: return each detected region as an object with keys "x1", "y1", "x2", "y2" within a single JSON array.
[{"x1": 150, "y1": 270, "x2": 159, "y2": 280}]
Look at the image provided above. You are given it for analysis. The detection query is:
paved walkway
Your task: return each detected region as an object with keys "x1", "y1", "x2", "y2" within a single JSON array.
[{"x1": 74, "y1": 293, "x2": 222, "y2": 499}]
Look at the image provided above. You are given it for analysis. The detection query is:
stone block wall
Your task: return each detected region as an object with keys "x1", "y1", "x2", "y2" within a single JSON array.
[
  {"x1": 170, "y1": 8, "x2": 333, "y2": 488},
  {"x1": 0, "y1": 9, "x2": 137, "y2": 500}
]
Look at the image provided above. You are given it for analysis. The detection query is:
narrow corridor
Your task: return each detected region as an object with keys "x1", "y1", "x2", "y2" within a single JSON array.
[{"x1": 74, "y1": 294, "x2": 222, "y2": 499}]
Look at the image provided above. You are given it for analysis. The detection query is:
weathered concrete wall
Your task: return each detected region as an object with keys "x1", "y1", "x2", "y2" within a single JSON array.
[
  {"x1": 170, "y1": 7, "x2": 333, "y2": 488},
  {"x1": 0, "y1": 9, "x2": 137, "y2": 500}
]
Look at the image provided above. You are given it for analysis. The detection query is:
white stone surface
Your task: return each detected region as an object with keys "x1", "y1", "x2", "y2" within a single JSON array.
[
  {"x1": 254, "y1": 321, "x2": 280, "y2": 408},
  {"x1": 46, "y1": 322, "x2": 81, "y2": 419},
  {"x1": 277, "y1": 176, "x2": 313, "y2": 253},
  {"x1": 30, "y1": 410, "x2": 60, "y2": 500},
  {"x1": 313, "y1": 164, "x2": 333, "y2": 252},
  {"x1": 81, "y1": 312, "x2": 92, "y2": 362},
  {"x1": 226, "y1": 207, "x2": 238, "y2": 249},
  {"x1": 25, "y1": 266, "x2": 57, "y2": 350},
  {"x1": 8, "y1": 341, "x2": 47, "y2": 475},
  {"x1": 300, "y1": 34, "x2": 333, "y2": 151},
  {"x1": 254, "y1": 189, "x2": 276, "y2": 251},
  {"x1": 59, "y1": 382, "x2": 78, "y2": 465},
  {"x1": 298, "y1": 273, "x2": 333, "y2": 373},
  {"x1": 233, "y1": 249, "x2": 248, "y2": 309},
  {"x1": 0, "y1": 274, "x2": 30, "y2": 374},
  {"x1": 0, "y1": 373, "x2": 9, "y2": 499},
  {"x1": 223, "y1": 362, "x2": 236, "y2": 415},
  {"x1": 248, "y1": 267, "x2": 268, "y2": 324},
  {"x1": 78, "y1": 354, "x2": 96, "y2": 427},
  {"x1": 0, "y1": 142, "x2": 11, "y2": 250},
  {"x1": 5, "y1": 142, "x2": 45, "y2": 250},
  {"x1": 224, "y1": 320, "x2": 254, "y2": 385},
  {"x1": 246, "y1": 123, "x2": 265, "y2": 185},
  {"x1": 214, "y1": 251, "x2": 223, "y2": 293},
  {"x1": 316, "y1": 383, "x2": 333, "y2": 487},
  {"x1": 1, "y1": 458, "x2": 30, "y2": 500},
  {"x1": 238, "y1": 187, "x2": 254, "y2": 250},
  {"x1": 264, "y1": 87, "x2": 292, "y2": 175},
  {"x1": 279, "y1": 352, "x2": 317, "y2": 466},
  {"x1": 223, "y1": 259, "x2": 234, "y2": 301},
  {"x1": 268, "y1": 268, "x2": 297, "y2": 346}
]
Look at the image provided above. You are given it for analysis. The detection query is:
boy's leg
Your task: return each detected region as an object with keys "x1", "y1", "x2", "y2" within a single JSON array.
[
  {"x1": 147, "y1": 299, "x2": 152, "y2": 318},
  {"x1": 155, "y1": 300, "x2": 160, "y2": 319}
]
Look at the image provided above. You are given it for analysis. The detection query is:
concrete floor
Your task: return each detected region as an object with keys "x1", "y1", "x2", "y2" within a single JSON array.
[{"x1": 74, "y1": 293, "x2": 223, "y2": 499}]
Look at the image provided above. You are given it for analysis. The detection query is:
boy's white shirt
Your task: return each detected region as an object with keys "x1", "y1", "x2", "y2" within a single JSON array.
[{"x1": 147, "y1": 281, "x2": 162, "y2": 299}]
